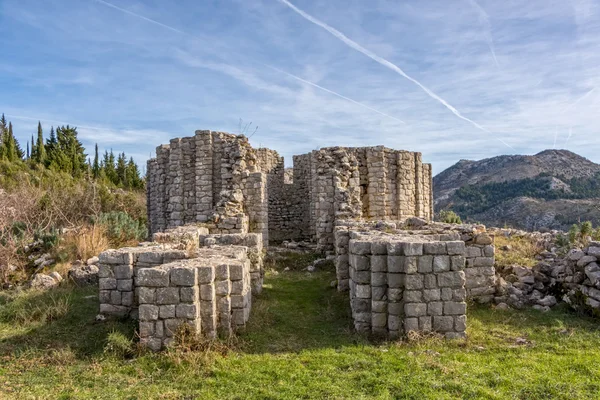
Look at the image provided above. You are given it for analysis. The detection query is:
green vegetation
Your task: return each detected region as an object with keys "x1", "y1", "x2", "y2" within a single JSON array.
[
  {"x1": 0, "y1": 113, "x2": 147, "y2": 285},
  {"x1": 494, "y1": 235, "x2": 543, "y2": 269},
  {"x1": 438, "y1": 210, "x2": 462, "y2": 224},
  {"x1": 453, "y1": 173, "x2": 600, "y2": 216},
  {"x1": 1, "y1": 256, "x2": 600, "y2": 399}
]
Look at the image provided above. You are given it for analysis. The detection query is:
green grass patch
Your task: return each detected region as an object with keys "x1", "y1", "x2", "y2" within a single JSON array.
[{"x1": 1, "y1": 263, "x2": 600, "y2": 399}]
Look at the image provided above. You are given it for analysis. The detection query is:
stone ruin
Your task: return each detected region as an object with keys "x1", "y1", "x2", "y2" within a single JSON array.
[{"x1": 98, "y1": 129, "x2": 496, "y2": 349}]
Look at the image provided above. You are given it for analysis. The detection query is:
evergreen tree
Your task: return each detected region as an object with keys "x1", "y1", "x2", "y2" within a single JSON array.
[
  {"x1": 35, "y1": 122, "x2": 46, "y2": 164},
  {"x1": 103, "y1": 150, "x2": 118, "y2": 184},
  {"x1": 45, "y1": 126, "x2": 57, "y2": 168},
  {"x1": 26, "y1": 141, "x2": 30, "y2": 159},
  {"x1": 0, "y1": 114, "x2": 7, "y2": 160},
  {"x1": 127, "y1": 157, "x2": 143, "y2": 189},
  {"x1": 92, "y1": 143, "x2": 100, "y2": 178},
  {"x1": 116, "y1": 152, "x2": 127, "y2": 187}
]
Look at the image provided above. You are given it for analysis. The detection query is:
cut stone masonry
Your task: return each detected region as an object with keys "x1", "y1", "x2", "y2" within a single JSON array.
[{"x1": 99, "y1": 129, "x2": 497, "y2": 349}]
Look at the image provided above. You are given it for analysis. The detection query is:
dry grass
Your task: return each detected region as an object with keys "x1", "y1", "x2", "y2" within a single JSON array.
[
  {"x1": 60, "y1": 225, "x2": 110, "y2": 262},
  {"x1": 495, "y1": 235, "x2": 544, "y2": 269}
]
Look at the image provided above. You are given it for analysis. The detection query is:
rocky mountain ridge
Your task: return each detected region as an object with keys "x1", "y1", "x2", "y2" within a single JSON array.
[{"x1": 434, "y1": 150, "x2": 600, "y2": 231}]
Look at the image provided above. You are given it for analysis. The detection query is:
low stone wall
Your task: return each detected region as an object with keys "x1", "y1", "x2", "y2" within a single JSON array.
[
  {"x1": 99, "y1": 226, "x2": 253, "y2": 351},
  {"x1": 198, "y1": 232, "x2": 265, "y2": 294},
  {"x1": 560, "y1": 242, "x2": 600, "y2": 312},
  {"x1": 335, "y1": 220, "x2": 495, "y2": 305},
  {"x1": 348, "y1": 231, "x2": 467, "y2": 339}
]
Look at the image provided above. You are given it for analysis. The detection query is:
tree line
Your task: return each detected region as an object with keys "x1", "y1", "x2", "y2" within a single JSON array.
[{"x1": 0, "y1": 114, "x2": 144, "y2": 189}]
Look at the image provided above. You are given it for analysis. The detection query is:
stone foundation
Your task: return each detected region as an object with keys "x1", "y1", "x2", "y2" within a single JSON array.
[
  {"x1": 348, "y1": 231, "x2": 467, "y2": 339},
  {"x1": 99, "y1": 227, "x2": 253, "y2": 351}
]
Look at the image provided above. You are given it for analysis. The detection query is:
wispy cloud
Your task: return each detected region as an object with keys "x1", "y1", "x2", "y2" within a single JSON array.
[
  {"x1": 277, "y1": 0, "x2": 515, "y2": 150},
  {"x1": 467, "y1": 0, "x2": 500, "y2": 68}
]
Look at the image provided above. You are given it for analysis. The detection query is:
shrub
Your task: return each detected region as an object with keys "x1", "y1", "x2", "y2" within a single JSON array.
[
  {"x1": 58, "y1": 225, "x2": 110, "y2": 262},
  {"x1": 438, "y1": 210, "x2": 462, "y2": 224},
  {"x1": 95, "y1": 211, "x2": 147, "y2": 245},
  {"x1": 104, "y1": 331, "x2": 135, "y2": 358}
]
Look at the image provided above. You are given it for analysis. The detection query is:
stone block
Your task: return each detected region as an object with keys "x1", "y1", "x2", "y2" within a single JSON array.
[
  {"x1": 159, "y1": 305, "x2": 176, "y2": 319},
  {"x1": 405, "y1": 274, "x2": 424, "y2": 290},
  {"x1": 423, "y1": 289, "x2": 441, "y2": 302},
  {"x1": 121, "y1": 291, "x2": 134, "y2": 306},
  {"x1": 180, "y1": 286, "x2": 199, "y2": 303},
  {"x1": 137, "y1": 268, "x2": 169, "y2": 287},
  {"x1": 138, "y1": 287, "x2": 156, "y2": 304},
  {"x1": 156, "y1": 287, "x2": 180, "y2": 304},
  {"x1": 388, "y1": 302, "x2": 403, "y2": 315},
  {"x1": 428, "y1": 302, "x2": 443, "y2": 316},
  {"x1": 433, "y1": 316, "x2": 454, "y2": 332},
  {"x1": 354, "y1": 270, "x2": 371, "y2": 284},
  {"x1": 437, "y1": 271, "x2": 465, "y2": 288},
  {"x1": 371, "y1": 255, "x2": 387, "y2": 272},
  {"x1": 138, "y1": 252, "x2": 164, "y2": 265},
  {"x1": 455, "y1": 315, "x2": 467, "y2": 332},
  {"x1": 200, "y1": 284, "x2": 214, "y2": 300},
  {"x1": 98, "y1": 264, "x2": 114, "y2": 279},
  {"x1": 404, "y1": 317, "x2": 419, "y2": 332},
  {"x1": 110, "y1": 290, "x2": 121, "y2": 305},
  {"x1": 216, "y1": 264, "x2": 229, "y2": 280},
  {"x1": 388, "y1": 288, "x2": 403, "y2": 302},
  {"x1": 139, "y1": 321, "x2": 154, "y2": 338},
  {"x1": 419, "y1": 316, "x2": 432, "y2": 331},
  {"x1": 198, "y1": 266, "x2": 215, "y2": 284},
  {"x1": 170, "y1": 267, "x2": 197, "y2": 286},
  {"x1": 99, "y1": 290, "x2": 111, "y2": 303},
  {"x1": 372, "y1": 313, "x2": 387, "y2": 328},
  {"x1": 388, "y1": 315, "x2": 401, "y2": 331},
  {"x1": 371, "y1": 301, "x2": 387, "y2": 313},
  {"x1": 444, "y1": 301, "x2": 467, "y2": 315},
  {"x1": 229, "y1": 264, "x2": 245, "y2": 281},
  {"x1": 403, "y1": 242, "x2": 423, "y2": 256},
  {"x1": 387, "y1": 256, "x2": 404, "y2": 273},
  {"x1": 446, "y1": 241, "x2": 465, "y2": 255},
  {"x1": 99, "y1": 278, "x2": 117, "y2": 290},
  {"x1": 371, "y1": 272, "x2": 386, "y2": 286},
  {"x1": 350, "y1": 240, "x2": 371, "y2": 255},
  {"x1": 388, "y1": 273, "x2": 405, "y2": 288},
  {"x1": 176, "y1": 304, "x2": 199, "y2": 319},
  {"x1": 433, "y1": 256, "x2": 450, "y2": 273},
  {"x1": 466, "y1": 246, "x2": 482, "y2": 258},
  {"x1": 117, "y1": 279, "x2": 133, "y2": 292},
  {"x1": 418, "y1": 256, "x2": 433, "y2": 273},
  {"x1": 424, "y1": 275, "x2": 437, "y2": 289},
  {"x1": 114, "y1": 265, "x2": 133, "y2": 280},
  {"x1": 371, "y1": 241, "x2": 388, "y2": 255},
  {"x1": 139, "y1": 304, "x2": 159, "y2": 321},
  {"x1": 451, "y1": 256, "x2": 465, "y2": 271},
  {"x1": 404, "y1": 303, "x2": 427, "y2": 317},
  {"x1": 215, "y1": 280, "x2": 231, "y2": 296},
  {"x1": 356, "y1": 285, "x2": 371, "y2": 299},
  {"x1": 351, "y1": 255, "x2": 370, "y2": 271},
  {"x1": 405, "y1": 257, "x2": 418, "y2": 274},
  {"x1": 387, "y1": 242, "x2": 403, "y2": 255},
  {"x1": 372, "y1": 286, "x2": 387, "y2": 301},
  {"x1": 404, "y1": 290, "x2": 422, "y2": 302},
  {"x1": 352, "y1": 298, "x2": 371, "y2": 312},
  {"x1": 473, "y1": 257, "x2": 494, "y2": 268},
  {"x1": 423, "y1": 242, "x2": 446, "y2": 255}
]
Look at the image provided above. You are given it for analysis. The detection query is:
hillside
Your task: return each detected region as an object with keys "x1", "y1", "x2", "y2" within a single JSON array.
[{"x1": 434, "y1": 150, "x2": 600, "y2": 231}]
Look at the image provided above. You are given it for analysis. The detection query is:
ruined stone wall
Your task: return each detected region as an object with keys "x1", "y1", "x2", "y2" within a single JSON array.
[
  {"x1": 99, "y1": 226, "x2": 253, "y2": 351},
  {"x1": 147, "y1": 130, "x2": 434, "y2": 249},
  {"x1": 147, "y1": 131, "x2": 275, "y2": 243},
  {"x1": 334, "y1": 220, "x2": 496, "y2": 304},
  {"x1": 348, "y1": 232, "x2": 467, "y2": 339}
]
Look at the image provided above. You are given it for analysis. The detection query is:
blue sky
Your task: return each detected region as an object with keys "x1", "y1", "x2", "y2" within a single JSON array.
[{"x1": 1, "y1": 0, "x2": 599, "y2": 174}]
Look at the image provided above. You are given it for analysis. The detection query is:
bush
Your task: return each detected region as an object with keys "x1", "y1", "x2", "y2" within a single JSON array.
[
  {"x1": 104, "y1": 331, "x2": 135, "y2": 358},
  {"x1": 95, "y1": 211, "x2": 147, "y2": 245},
  {"x1": 57, "y1": 224, "x2": 110, "y2": 262},
  {"x1": 438, "y1": 210, "x2": 462, "y2": 224}
]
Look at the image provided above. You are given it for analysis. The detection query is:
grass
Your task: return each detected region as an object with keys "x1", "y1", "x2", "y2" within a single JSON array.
[
  {"x1": 1, "y1": 254, "x2": 600, "y2": 399},
  {"x1": 494, "y1": 235, "x2": 544, "y2": 269}
]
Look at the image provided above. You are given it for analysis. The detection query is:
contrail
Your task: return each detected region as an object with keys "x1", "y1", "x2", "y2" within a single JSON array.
[
  {"x1": 553, "y1": 87, "x2": 595, "y2": 147},
  {"x1": 278, "y1": 0, "x2": 514, "y2": 150},
  {"x1": 263, "y1": 64, "x2": 405, "y2": 124},
  {"x1": 564, "y1": 127, "x2": 573, "y2": 146},
  {"x1": 467, "y1": 0, "x2": 499, "y2": 68},
  {"x1": 93, "y1": 0, "x2": 406, "y2": 125}
]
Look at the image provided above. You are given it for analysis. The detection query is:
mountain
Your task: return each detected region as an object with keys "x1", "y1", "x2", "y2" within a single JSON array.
[{"x1": 434, "y1": 150, "x2": 600, "y2": 231}]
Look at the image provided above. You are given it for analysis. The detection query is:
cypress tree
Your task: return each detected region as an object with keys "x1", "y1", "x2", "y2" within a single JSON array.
[
  {"x1": 92, "y1": 143, "x2": 100, "y2": 178},
  {"x1": 6, "y1": 122, "x2": 19, "y2": 161},
  {"x1": 45, "y1": 126, "x2": 57, "y2": 168},
  {"x1": 0, "y1": 114, "x2": 6, "y2": 160},
  {"x1": 116, "y1": 152, "x2": 127, "y2": 187},
  {"x1": 35, "y1": 122, "x2": 46, "y2": 164}
]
